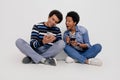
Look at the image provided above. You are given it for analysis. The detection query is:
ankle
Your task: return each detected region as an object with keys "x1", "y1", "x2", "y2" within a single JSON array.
[{"x1": 85, "y1": 59, "x2": 89, "y2": 64}]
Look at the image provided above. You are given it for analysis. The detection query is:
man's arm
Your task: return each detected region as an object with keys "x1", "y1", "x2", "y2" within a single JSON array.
[
  {"x1": 53, "y1": 28, "x2": 62, "y2": 42},
  {"x1": 30, "y1": 25, "x2": 44, "y2": 49}
]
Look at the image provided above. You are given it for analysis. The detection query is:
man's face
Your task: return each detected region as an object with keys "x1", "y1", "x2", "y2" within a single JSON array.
[
  {"x1": 66, "y1": 17, "x2": 76, "y2": 30},
  {"x1": 47, "y1": 14, "x2": 60, "y2": 27}
]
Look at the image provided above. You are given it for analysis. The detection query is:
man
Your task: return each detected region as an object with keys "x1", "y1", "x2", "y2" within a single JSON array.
[
  {"x1": 63, "y1": 11, "x2": 102, "y2": 66},
  {"x1": 16, "y1": 10, "x2": 65, "y2": 66}
]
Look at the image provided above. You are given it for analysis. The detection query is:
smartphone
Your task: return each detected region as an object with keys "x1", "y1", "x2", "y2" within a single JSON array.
[{"x1": 70, "y1": 38, "x2": 76, "y2": 41}]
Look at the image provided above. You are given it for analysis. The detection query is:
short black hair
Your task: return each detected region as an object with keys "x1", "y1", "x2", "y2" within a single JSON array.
[
  {"x1": 66, "y1": 11, "x2": 80, "y2": 25},
  {"x1": 49, "y1": 10, "x2": 63, "y2": 23}
]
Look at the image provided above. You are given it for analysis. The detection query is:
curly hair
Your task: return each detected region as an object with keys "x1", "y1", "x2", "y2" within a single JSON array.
[{"x1": 66, "y1": 11, "x2": 80, "y2": 25}]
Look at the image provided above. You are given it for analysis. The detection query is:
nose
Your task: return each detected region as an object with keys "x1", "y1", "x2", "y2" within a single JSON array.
[{"x1": 54, "y1": 20, "x2": 58, "y2": 25}]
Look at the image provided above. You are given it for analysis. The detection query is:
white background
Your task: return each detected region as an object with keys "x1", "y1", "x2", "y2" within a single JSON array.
[{"x1": 0, "y1": 0, "x2": 120, "y2": 80}]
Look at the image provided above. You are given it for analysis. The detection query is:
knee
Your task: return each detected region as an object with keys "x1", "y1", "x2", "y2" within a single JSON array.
[
  {"x1": 64, "y1": 45, "x2": 72, "y2": 51},
  {"x1": 94, "y1": 44, "x2": 102, "y2": 52},
  {"x1": 15, "y1": 38, "x2": 24, "y2": 47},
  {"x1": 56, "y1": 40, "x2": 65, "y2": 49}
]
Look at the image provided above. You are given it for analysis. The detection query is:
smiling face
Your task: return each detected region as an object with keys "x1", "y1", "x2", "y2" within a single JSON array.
[
  {"x1": 46, "y1": 14, "x2": 60, "y2": 27},
  {"x1": 66, "y1": 17, "x2": 76, "y2": 30}
]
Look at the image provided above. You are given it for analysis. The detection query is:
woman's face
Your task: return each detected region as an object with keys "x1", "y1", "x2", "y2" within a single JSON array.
[{"x1": 66, "y1": 17, "x2": 76, "y2": 30}]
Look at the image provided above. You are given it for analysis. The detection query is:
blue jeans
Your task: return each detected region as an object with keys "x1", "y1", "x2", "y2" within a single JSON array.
[
  {"x1": 64, "y1": 44, "x2": 102, "y2": 63},
  {"x1": 16, "y1": 38, "x2": 65, "y2": 63}
]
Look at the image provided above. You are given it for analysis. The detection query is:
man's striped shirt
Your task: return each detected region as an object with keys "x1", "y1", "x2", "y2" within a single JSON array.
[{"x1": 30, "y1": 22, "x2": 62, "y2": 50}]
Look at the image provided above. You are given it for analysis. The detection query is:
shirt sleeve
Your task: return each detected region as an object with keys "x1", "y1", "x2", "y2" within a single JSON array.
[
  {"x1": 53, "y1": 28, "x2": 62, "y2": 42},
  {"x1": 30, "y1": 25, "x2": 43, "y2": 50},
  {"x1": 83, "y1": 29, "x2": 91, "y2": 48}
]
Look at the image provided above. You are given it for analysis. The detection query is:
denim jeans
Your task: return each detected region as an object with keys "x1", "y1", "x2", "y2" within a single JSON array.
[
  {"x1": 16, "y1": 38, "x2": 65, "y2": 63},
  {"x1": 64, "y1": 44, "x2": 102, "y2": 63}
]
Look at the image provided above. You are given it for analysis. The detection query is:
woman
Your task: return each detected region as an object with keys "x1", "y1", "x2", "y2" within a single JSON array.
[{"x1": 63, "y1": 11, "x2": 102, "y2": 66}]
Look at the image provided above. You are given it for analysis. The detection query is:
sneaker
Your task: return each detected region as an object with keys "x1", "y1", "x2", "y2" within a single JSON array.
[
  {"x1": 44, "y1": 58, "x2": 57, "y2": 66},
  {"x1": 22, "y1": 56, "x2": 32, "y2": 64},
  {"x1": 88, "y1": 58, "x2": 103, "y2": 66},
  {"x1": 65, "y1": 56, "x2": 76, "y2": 63}
]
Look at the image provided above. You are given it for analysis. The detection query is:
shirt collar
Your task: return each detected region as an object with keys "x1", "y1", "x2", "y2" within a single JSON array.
[
  {"x1": 67, "y1": 25, "x2": 79, "y2": 33},
  {"x1": 75, "y1": 25, "x2": 79, "y2": 32}
]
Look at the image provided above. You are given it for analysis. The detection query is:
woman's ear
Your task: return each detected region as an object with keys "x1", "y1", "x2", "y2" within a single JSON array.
[{"x1": 74, "y1": 22, "x2": 77, "y2": 26}]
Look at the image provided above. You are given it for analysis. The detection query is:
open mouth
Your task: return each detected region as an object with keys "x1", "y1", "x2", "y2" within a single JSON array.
[{"x1": 67, "y1": 26, "x2": 70, "y2": 29}]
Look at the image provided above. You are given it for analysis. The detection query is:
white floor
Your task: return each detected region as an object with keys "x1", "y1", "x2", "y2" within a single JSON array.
[{"x1": 0, "y1": 43, "x2": 120, "y2": 80}]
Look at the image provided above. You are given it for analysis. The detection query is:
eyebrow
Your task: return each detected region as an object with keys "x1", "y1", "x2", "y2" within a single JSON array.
[{"x1": 53, "y1": 18, "x2": 59, "y2": 23}]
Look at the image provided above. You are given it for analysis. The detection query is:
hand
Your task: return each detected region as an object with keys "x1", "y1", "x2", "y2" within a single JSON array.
[
  {"x1": 78, "y1": 43, "x2": 88, "y2": 49},
  {"x1": 48, "y1": 34, "x2": 56, "y2": 42},
  {"x1": 66, "y1": 36, "x2": 70, "y2": 44},
  {"x1": 42, "y1": 35, "x2": 56, "y2": 44},
  {"x1": 70, "y1": 40, "x2": 78, "y2": 47}
]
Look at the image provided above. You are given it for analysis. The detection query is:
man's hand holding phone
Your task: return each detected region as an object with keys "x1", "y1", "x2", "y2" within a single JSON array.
[{"x1": 42, "y1": 33, "x2": 56, "y2": 44}]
